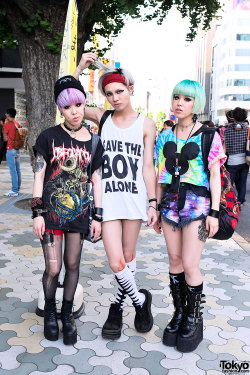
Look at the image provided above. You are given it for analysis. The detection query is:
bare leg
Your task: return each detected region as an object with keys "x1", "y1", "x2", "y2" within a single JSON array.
[
  {"x1": 161, "y1": 221, "x2": 183, "y2": 273},
  {"x1": 181, "y1": 220, "x2": 206, "y2": 286}
]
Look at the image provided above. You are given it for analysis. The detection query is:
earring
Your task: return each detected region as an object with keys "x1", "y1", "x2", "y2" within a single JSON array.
[{"x1": 192, "y1": 114, "x2": 198, "y2": 123}]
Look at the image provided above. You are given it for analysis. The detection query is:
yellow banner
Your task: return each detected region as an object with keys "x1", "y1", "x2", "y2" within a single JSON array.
[{"x1": 57, "y1": 0, "x2": 78, "y2": 124}]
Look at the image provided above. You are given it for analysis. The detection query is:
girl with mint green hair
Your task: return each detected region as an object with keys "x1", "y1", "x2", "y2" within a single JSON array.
[{"x1": 154, "y1": 79, "x2": 226, "y2": 352}]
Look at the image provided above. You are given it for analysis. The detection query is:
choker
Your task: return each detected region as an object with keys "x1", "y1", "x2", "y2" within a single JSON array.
[
  {"x1": 64, "y1": 122, "x2": 83, "y2": 138},
  {"x1": 177, "y1": 122, "x2": 194, "y2": 128}
]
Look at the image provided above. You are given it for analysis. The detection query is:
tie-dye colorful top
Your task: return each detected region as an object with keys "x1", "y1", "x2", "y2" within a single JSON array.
[{"x1": 154, "y1": 126, "x2": 226, "y2": 189}]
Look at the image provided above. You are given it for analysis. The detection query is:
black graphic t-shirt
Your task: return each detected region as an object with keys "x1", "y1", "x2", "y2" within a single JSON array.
[{"x1": 33, "y1": 125, "x2": 104, "y2": 233}]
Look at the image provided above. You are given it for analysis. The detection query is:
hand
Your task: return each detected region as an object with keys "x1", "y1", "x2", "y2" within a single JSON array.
[
  {"x1": 206, "y1": 216, "x2": 219, "y2": 238},
  {"x1": 147, "y1": 207, "x2": 158, "y2": 227},
  {"x1": 33, "y1": 216, "x2": 45, "y2": 240},
  {"x1": 153, "y1": 217, "x2": 162, "y2": 234},
  {"x1": 91, "y1": 220, "x2": 101, "y2": 242},
  {"x1": 77, "y1": 52, "x2": 98, "y2": 71}
]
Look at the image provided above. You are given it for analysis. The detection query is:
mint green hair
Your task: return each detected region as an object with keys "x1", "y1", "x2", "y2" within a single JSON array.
[{"x1": 171, "y1": 79, "x2": 206, "y2": 114}]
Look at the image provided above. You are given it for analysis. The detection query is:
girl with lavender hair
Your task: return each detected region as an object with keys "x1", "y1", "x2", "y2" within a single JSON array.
[{"x1": 32, "y1": 75, "x2": 104, "y2": 345}]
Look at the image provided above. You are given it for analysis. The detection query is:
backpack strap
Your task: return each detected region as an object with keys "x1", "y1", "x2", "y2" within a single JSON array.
[
  {"x1": 89, "y1": 133, "x2": 100, "y2": 177},
  {"x1": 98, "y1": 110, "x2": 114, "y2": 136},
  {"x1": 201, "y1": 127, "x2": 216, "y2": 173}
]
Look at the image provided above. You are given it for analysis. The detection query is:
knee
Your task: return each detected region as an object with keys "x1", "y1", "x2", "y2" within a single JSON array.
[
  {"x1": 65, "y1": 259, "x2": 79, "y2": 273},
  {"x1": 108, "y1": 259, "x2": 126, "y2": 274},
  {"x1": 182, "y1": 262, "x2": 199, "y2": 279},
  {"x1": 45, "y1": 260, "x2": 61, "y2": 278},
  {"x1": 168, "y1": 253, "x2": 182, "y2": 269}
]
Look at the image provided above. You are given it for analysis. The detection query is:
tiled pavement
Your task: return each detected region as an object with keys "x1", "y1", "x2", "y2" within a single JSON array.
[{"x1": 0, "y1": 155, "x2": 250, "y2": 375}]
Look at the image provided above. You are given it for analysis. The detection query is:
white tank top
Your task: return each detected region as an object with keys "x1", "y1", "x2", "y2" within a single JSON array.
[{"x1": 101, "y1": 113, "x2": 148, "y2": 222}]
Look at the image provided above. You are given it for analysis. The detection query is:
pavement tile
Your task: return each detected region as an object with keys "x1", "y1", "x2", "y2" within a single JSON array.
[
  {"x1": 0, "y1": 345, "x2": 26, "y2": 370},
  {"x1": 124, "y1": 351, "x2": 166, "y2": 375},
  {"x1": 107, "y1": 336, "x2": 147, "y2": 358},
  {"x1": 17, "y1": 347, "x2": 61, "y2": 372},
  {"x1": 29, "y1": 365, "x2": 75, "y2": 375},
  {"x1": 54, "y1": 349, "x2": 95, "y2": 374}
]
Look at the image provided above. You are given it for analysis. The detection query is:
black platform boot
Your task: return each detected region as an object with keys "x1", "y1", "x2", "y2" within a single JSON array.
[
  {"x1": 134, "y1": 289, "x2": 153, "y2": 333},
  {"x1": 176, "y1": 284, "x2": 205, "y2": 353},
  {"x1": 163, "y1": 274, "x2": 187, "y2": 346},
  {"x1": 44, "y1": 298, "x2": 59, "y2": 341},
  {"x1": 102, "y1": 303, "x2": 123, "y2": 339},
  {"x1": 61, "y1": 300, "x2": 77, "y2": 345}
]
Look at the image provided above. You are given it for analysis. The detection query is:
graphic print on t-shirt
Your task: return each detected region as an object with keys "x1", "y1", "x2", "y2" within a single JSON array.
[
  {"x1": 102, "y1": 139, "x2": 141, "y2": 194},
  {"x1": 44, "y1": 140, "x2": 92, "y2": 226}
]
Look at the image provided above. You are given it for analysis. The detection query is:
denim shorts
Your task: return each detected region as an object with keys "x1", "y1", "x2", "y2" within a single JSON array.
[{"x1": 160, "y1": 188, "x2": 210, "y2": 229}]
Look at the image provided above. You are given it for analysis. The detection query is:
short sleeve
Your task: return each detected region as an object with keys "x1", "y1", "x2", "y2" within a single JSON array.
[
  {"x1": 208, "y1": 131, "x2": 227, "y2": 170},
  {"x1": 154, "y1": 132, "x2": 164, "y2": 162},
  {"x1": 33, "y1": 131, "x2": 50, "y2": 164},
  {"x1": 91, "y1": 138, "x2": 104, "y2": 174}
]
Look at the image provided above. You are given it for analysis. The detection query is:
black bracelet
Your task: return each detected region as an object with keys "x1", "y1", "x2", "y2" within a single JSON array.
[
  {"x1": 94, "y1": 207, "x2": 103, "y2": 216},
  {"x1": 93, "y1": 214, "x2": 103, "y2": 222},
  {"x1": 32, "y1": 209, "x2": 47, "y2": 219},
  {"x1": 149, "y1": 198, "x2": 157, "y2": 203},
  {"x1": 157, "y1": 203, "x2": 161, "y2": 211},
  {"x1": 208, "y1": 209, "x2": 220, "y2": 218}
]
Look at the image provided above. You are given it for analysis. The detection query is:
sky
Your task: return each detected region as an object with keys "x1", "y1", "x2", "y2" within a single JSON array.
[{"x1": 111, "y1": 8, "x2": 198, "y2": 116}]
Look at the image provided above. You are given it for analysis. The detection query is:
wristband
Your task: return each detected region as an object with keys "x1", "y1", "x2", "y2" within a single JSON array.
[
  {"x1": 157, "y1": 203, "x2": 161, "y2": 211},
  {"x1": 149, "y1": 198, "x2": 157, "y2": 203},
  {"x1": 94, "y1": 207, "x2": 103, "y2": 216},
  {"x1": 32, "y1": 209, "x2": 47, "y2": 219},
  {"x1": 208, "y1": 209, "x2": 219, "y2": 218},
  {"x1": 93, "y1": 214, "x2": 103, "y2": 222}
]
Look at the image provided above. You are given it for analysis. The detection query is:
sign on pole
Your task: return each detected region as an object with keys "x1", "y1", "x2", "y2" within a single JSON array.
[{"x1": 56, "y1": 0, "x2": 78, "y2": 124}]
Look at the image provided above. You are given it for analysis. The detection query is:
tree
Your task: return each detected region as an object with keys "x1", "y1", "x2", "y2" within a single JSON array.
[
  {"x1": 0, "y1": 0, "x2": 221, "y2": 156},
  {"x1": 156, "y1": 110, "x2": 167, "y2": 129}
]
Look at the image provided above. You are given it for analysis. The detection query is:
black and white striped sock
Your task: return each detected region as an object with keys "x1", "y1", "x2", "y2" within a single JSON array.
[
  {"x1": 114, "y1": 259, "x2": 137, "y2": 308},
  {"x1": 114, "y1": 264, "x2": 145, "y2": 307}
]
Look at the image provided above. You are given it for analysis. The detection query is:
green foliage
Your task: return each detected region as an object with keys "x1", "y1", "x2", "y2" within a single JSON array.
[
  {"x1": 46, "y1": 32, "x2": 63, "y2": 54},
  {"x1": 156, "y1": 110, "x2": 166, "y2": 129},
  {"x1": 19, "y1": 10, "x2": 51, "y2": 33},
  {"x1": 0, "y1": 0, "x2": 222, "y2": 53},
  {"x1": 0, "y1": 11, "x2": 17, "y2": 48}
]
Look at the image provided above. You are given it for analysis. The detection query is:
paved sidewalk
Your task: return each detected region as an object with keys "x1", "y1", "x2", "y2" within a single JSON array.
[{"x1": 0, "y1": 157, "x2": 250, "y2": 375}]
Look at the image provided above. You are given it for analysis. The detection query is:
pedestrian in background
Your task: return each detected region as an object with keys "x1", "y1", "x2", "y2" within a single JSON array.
[
  {"x1": 154, "y1": 79, "x2": 226, "y2": 352},
  {"x1": 74, "y1": 52, "x2": 157, "y2": 340},
  {"x1": 0, "y1": 117, "x2": 7, "y2": 164},
  {"x1": 3, "y1": 108, "x2": 22, "y2": 197},
  {"x1": 224, "y1": 107, "x2": 249, "y2": 208},
  {"x1": 160, "y1": 120, "x2": 174, "y2": 133}
]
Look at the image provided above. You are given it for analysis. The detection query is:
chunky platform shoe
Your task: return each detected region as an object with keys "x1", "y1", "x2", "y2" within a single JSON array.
[
  {"x1": 61, "y1": 300, "x2": 77, "y2": 345},
  {"x1": 102, "y1": 303, "x2": 123, "y2": 339},
  {"x1": 134, "y1": 289, "x2": 153, "y2": 333},
  {"x1": 176, "y1": 289, "x2": 205, "y2": 352},
  {"x1": 163, "y1": 279, "x2": 187, "y2": 347},
  {"x1": 44, "y1": 298, "x2": 59, "y2": 341}
]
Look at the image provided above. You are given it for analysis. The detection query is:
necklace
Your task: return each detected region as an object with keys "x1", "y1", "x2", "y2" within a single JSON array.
[
  {"x1": 178, "y1": 121, "x2": 194, "y2": 132},
  {"x1": 64, "y1": 122, "x2": 83, "y2": 138},
  {"x1": 174, "y1": 121, "x2": 196, "y2": 177}
]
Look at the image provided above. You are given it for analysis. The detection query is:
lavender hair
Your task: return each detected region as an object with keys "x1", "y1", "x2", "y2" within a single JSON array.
[{"x1": 56, "y1": 88, "x2": 86, "y2": 111}]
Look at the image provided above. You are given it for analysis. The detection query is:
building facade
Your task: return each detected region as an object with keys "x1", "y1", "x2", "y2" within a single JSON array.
[{"x1": 210, "y1": 0, "x2": 250, "y2": 124}]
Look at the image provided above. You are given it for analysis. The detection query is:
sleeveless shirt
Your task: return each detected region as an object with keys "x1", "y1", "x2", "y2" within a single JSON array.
[{"x1": 101, "y1": 113, "x2": 148, "y2": 222}]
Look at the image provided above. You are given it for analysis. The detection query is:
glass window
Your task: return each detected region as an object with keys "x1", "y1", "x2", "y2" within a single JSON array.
[
  {"x1": 236, "y1": 49, "x2": 250, "y2": 56},
  {"x1": 235, "y1": 64, "x2": 250, "y2": 71},
  {"x1": 236, "y1": 34, "x2": 250, "y2": 41}
]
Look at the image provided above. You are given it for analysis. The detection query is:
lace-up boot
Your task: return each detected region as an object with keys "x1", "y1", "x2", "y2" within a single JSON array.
[
  {"x1": 61, "y1": 300, "x2": 77, "y2": 345},
  {"x1": 44, "y1": 298, "x2": 59, "y2": 341}
]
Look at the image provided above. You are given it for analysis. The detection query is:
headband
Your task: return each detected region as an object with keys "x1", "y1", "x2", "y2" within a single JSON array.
[{"x1": 102, "y1": 73, "x2": 132, "y2": 90}]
